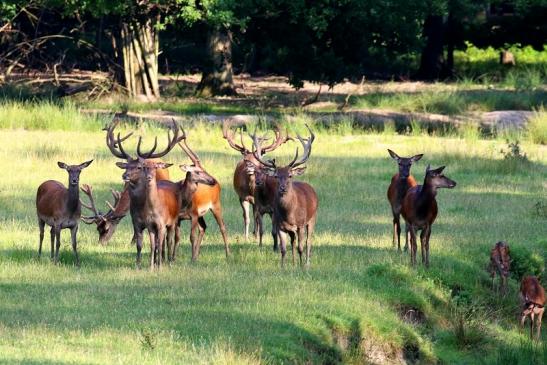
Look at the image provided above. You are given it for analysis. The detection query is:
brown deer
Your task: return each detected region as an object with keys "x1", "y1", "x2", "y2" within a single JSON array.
[
  {"x1": 252, "y1": 125, "x2": 318, "y2": 267},
  {"x1": 519, "y1": 276, "x2": 545, "y2": 340},
  {"x1": 386, "y1": 149, "x2": 423, "y2": 252},
  {"x1": 80, "y1": 159, "x2": 170, "y2": 245},
  {"x1": 176, "y1": 139, "x2": 230, "y2": 261},
  {"x1": 223, "y1": 123, "x2": 289, "y2": 241},
  {"x1": 401, "y1": 165, "x2": 456, "y2": 267},
  {"x1": 36, "y1": 160, "x2": 93, "y2": 266},
  {"x1": 106, "y1": 120, "x2": 184, "y2": 269},
  {"x1": 488, "y1": 241, "x2": 511, "y2": 294}
]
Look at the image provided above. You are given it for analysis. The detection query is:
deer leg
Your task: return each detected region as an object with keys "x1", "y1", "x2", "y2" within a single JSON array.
[
  {"x1": 173, "y1": 225, "x2": 181, "y2": 262},
  {"x1": 305, "y1": 219, "x2": 315, "y2": 268},
  {"x1": 424, "y1": 226, "x2": 431, "y2": 267},
  {"x1": 49, "y1": 227, "x2": 55, "y2": 260},
  {"x1": 157, "y1": 227, "x2": 165, "y2": 270},
  {"x1": 536, "y1": 310, "x2": 543, "y2": 341},
  {"x1": 392, "y1": 214, "x2": 401, "y2": 251},
  {"x1": 38, "y1": 219, "x2": 45, "y2": 257},
  {"x1": 165, "y1": 226, "x2": 174, "y2": 263},
  {"x1": 252, "y1": 203, "x2": 258, "y2": 239},
  {"x1": 70, "y1": 225, "x2": 80, "y2": 267},
  {"x1": 256, "y1": 211, "x2": 264, "y2": 247},
  {"x1": 296, "y1": 228, "x2": 305, "y2": 266},
  {"x1": 530, "y1": 312, "x2": 535, "y2": 339},
  {"x1": 404, "y1": 224, "x2": 410, "y2": 252},
  {"x1": 135, "y1": 229, "x2": 144, "y2": 269},
  {"x1": 288, "y1": 231, "x2": 296, "y2": 266},
  {"x1": 240, "y1": 199, "x2": 251, "y2": 240},
  {"x1": 54, "y1": 227, "x2": 61, "y2": 265},
  {"x1": 408, "y1": 225, "x2": 417, "y2": 266},
  {"x1": 278, "y1": 230, "x2": 288, "y2": 267},
  {"x1": 148, "y1": 230, "x2": 156, "y2": 270},
  {"x1": 189, "y1": 216, "x2": 200, "y2": 261},
  {"x1": 211, "y1": 205, "x2": 230, "y2": 257}
]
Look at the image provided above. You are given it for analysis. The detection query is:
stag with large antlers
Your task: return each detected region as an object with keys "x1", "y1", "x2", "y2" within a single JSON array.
[
  {"x1": 106, "y1": 120, "x2": 185, "y2": 269},
  {"x1": 252, "y1": 125, "x2": 318, "y2": 267},
  {"x1": 36, "y1": 160, "x2": 93, "y2": 266},
  {"x1": 223, "y1": 123, "x2": 289, "y2": 242}
]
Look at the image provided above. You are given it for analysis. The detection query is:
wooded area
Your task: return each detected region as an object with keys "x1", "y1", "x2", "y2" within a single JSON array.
[{"x1": 1, "y1": 1, "x2": 546, "y2": 99}]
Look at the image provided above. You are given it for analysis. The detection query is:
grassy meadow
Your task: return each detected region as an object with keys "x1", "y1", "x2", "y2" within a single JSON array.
[{"x1": 0, "y1": 113, "x2": 546, "y2": 364}]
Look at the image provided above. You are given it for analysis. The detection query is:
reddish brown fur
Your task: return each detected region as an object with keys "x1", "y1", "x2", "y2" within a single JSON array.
[
  {"x1": 387, "y1": 173, "x2": 417, "y2": 251},
  {"x1": 519, "y1": 276, "x2": 545, "y2": 340},
  {"x1": 401, "y1": 165, "x2": 456, "y2": 267},
  {"x1": 488, "y1": 241, "x2": 511, "y2": 293}
]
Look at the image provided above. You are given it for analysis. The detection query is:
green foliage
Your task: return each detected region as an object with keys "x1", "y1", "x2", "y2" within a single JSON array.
[
  {"x1": 496, "y1": 340, "x2": 547, "y2": 365},
  {"x1": 500, "y1": 139, "x2": 528, "y2": 162},
  {"x1": 527, "y1": 107, "x2": 547, "y2": 145},
  {"x1": 510, "y1": 246, "x2": 545, "y2": 281}
]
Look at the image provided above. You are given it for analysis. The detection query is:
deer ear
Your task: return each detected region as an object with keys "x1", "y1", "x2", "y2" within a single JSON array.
[
  {"x1": 434, "y1": 165, "x2": 446, "y2": 173},
  {"x1": 263, "y1": 167, "x2": 276, "y2": 177},
  {"x1": 388, "y1": 149, "x2": 400, "y2": 161},
  {"x1": 115, "y1": 162, "x2": 127, "y2": 169},
  {"x1": 292, "y1": 166, "x2": 307, "y2": 176},
  {"x1": 78, "y1": 160, "x2": 93, "y2": 169},
  {"x1": 57, "y1": 161, "x2": 68, "y2": 169},
  {"x1": 411, "y1": 154, "x2": 423, "y2": 162}
]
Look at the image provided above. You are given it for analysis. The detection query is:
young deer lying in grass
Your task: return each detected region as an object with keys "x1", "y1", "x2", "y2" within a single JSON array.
[
  {"x1": 36, "y1": 160, "x2": 93, "y2": 266},
  {"x1": 386, "y1": 149, "x2": 423, "y2": 252},
  {"x1": 252, "y1": 125, "x2": 318, "y2": 267},
  {"x1": 519, "y1": 276, "x2": 545, "y2": 340},
  {"x1": 488, "y1": 241, "x2": 510, "y2": 294},
  {"x1": 401, "y1": 165, "x2": 456, "y2": 267}
]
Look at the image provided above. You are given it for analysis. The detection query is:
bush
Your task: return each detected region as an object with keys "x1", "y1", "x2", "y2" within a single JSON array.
[
  {"x1": 527, "y1": 108, "x2": 547, "y2": 145},
  {"x1": 510, "y1": 246, "x2": 545, "y2": 281}
]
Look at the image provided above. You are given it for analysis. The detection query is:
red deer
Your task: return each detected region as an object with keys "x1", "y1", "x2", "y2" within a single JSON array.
[
  {"x1": 175, "y1": 137, "x2": 230, "y2": 261},
  {"x1": 488, "y1": 241, "x2": 511, "y2": 294},
  {"x1": 80, "y1": 159, "x2": 170, "y2": 245},
  {"x1": 223, "y1": 123, "x2": 288, "y2": 241},
  {"x1": 36, "y1": 160, "x2": 93, "y2": 266},
  {"x1": 401, "y1": 165, "x2": 456, "y2": 267},
  {"x1": 252, "y1": 125, "x2": 318, "y2": 267},
  {"x1": 243, "y1": 133, "x2": 280, "y2": 250},
  {"x1": 519, "y1": 276, "x2": 545, "y2": 340},
  {"x1": 105, "y1": 121, "x2": 184, "y2": 269},
  {"x1": 386, "y1": 149, "x2": 423, "y2": 252}
]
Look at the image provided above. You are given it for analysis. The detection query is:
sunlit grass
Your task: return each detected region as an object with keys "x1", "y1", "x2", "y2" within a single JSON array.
[{"x1": 0, "y1": 125, "x2": 545, "y2": 364}]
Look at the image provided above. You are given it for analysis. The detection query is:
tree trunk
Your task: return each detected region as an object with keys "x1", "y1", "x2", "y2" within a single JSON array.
[
  {"x1": 116, "y1": 17, "x2": 160, "y2": 100},
  {"x1": 417, "y1": 15, "x2": 445, "y2": 80},
  {"x1": 196, "y1": 27, "x2": 237, "y2": 97},
  {"x1": 445, "y1": 12, "x2": 455, "y2": 78}
]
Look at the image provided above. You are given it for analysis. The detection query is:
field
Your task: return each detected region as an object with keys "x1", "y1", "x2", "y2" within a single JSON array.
[{"x1": 0, "y1": 115, "x2": 545, "y2": 364}]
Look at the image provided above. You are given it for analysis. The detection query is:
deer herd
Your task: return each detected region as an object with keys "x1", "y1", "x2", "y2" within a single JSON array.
[{"x1": 35, "y1": 120, "x2": 544, "y2": 340}]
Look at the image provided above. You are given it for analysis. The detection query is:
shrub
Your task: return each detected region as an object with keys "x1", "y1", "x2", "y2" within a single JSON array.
[{"x1": 510, "y1": 246, "x2": 544, "y2": 281}]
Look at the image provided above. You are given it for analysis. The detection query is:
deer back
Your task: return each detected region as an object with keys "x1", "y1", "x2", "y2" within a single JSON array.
[
  {"x1": 520, "y1": 276, "x2": 546, "y2": 305},
  {"x1": 401, "y1": 185, "x2": 438, "y2": 226}
]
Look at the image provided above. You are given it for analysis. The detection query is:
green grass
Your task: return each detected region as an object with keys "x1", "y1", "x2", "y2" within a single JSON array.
[{"x1": 0, "y1": 120, "x2": 545, "y2": 364}]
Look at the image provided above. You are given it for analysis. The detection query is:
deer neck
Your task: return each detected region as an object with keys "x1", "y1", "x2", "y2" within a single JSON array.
[
  {"x1": 143, "y1": 179, "x2": 161, "y2": 209},
  {"x1": 66, "y1": 181, "x2": 80, "y2": 215},
  {"x1": 277, "y1": 183, "x2": 297, "y2": 211},
  {"x1": 397, "y1": 177, "x2": 412, "y2": 200},
  {"x1": 416, "y1": 180, "x2": 437, "y2": 212}
]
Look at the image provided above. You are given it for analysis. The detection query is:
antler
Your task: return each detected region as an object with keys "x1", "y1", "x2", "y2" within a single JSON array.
[
  {"x1": 80, "y1": 184, "x2": 105, "y2": 224},
  {"x1": 105, "y1": 189, "x2": 122, "y2": 212},
  {"x1": 260, "y1": 125, "x2": 291, "y2": 153},
  {"x1": 252, "y1": 133, "x2": 277, "y2": 170},
  {"x1": 176, "y1": 126, "x2": 204, "y2": 168},
  {"x1": 104, "y1": 119, "x2": 134, "y2": 160},
  {"x1": 288, "y1": 124, "x2": 315, "y2": 168},
  {"x1": 222, "y1": 122, "x2": 247, "y2": 153},
  {"x1": 136, "y1": 120, "x2": 185, "y2": 159}
]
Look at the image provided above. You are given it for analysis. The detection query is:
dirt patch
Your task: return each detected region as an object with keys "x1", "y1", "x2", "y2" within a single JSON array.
[{"x1": 361, "y1": 337, "x2": 406, "y2": 365}]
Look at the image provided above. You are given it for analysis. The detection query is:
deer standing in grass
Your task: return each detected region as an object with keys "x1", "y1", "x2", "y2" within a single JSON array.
[
  {"x1": 401, "y1": 165, "x2": 456, "y2": 267},
  {"x1": 80, "y1": 159, "x2": 170, "y2": 245},
  {"x1": 519, "y1": 276, "x2": 545, "y2": 340},
  {"x1": 176, "y1": 138, "x2": 230, "y2": 262},
  {"x1": 223, "y1": 123, "x2": 288, "y2": 241},
  {"x1": 105, "y1": 121, "x2": 184, "y2": 269},
  {"x1": 36, "y1": 160, "x2": 93, "y2": 266},
  {"x1": 252, "y1": 125, "x2": 318, "y2": 267},
  {"x1": 488, "y1": 241, "x2": 511, "y2": 294},
  {"x1": 386, "y1": 149, "x2": 423, "y2": 252}
]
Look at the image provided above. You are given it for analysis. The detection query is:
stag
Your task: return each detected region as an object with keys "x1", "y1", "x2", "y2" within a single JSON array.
[
  {"x1": 106, "y1": 120, "x2": 184, "y2": 269},
  {"x1": 488, "y1": 241, "x2": 511, "y2": 294},
  {"x1": 401, "y1": 165, "x2": 456, "y2": 267},
  {"x1": 36, "y1": 160, "x2": 93, "y2": 266},
  {"x1": 386, "y1": 149, "x2": 423, "y2": 252},
  {"x1": 252, "y1": 125, "x2": 318, "y2": 267},
  {"x1": 223, "y1": 123, "x2": 289, "y2": 241}
]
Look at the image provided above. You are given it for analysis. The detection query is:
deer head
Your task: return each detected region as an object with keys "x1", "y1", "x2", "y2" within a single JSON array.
[
  {"x1": 424, "y1": 165, "x2": 457, "y2": 189},
  {"x1": 388, "y1": 149, "x2": 423, "y2": 179}
]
